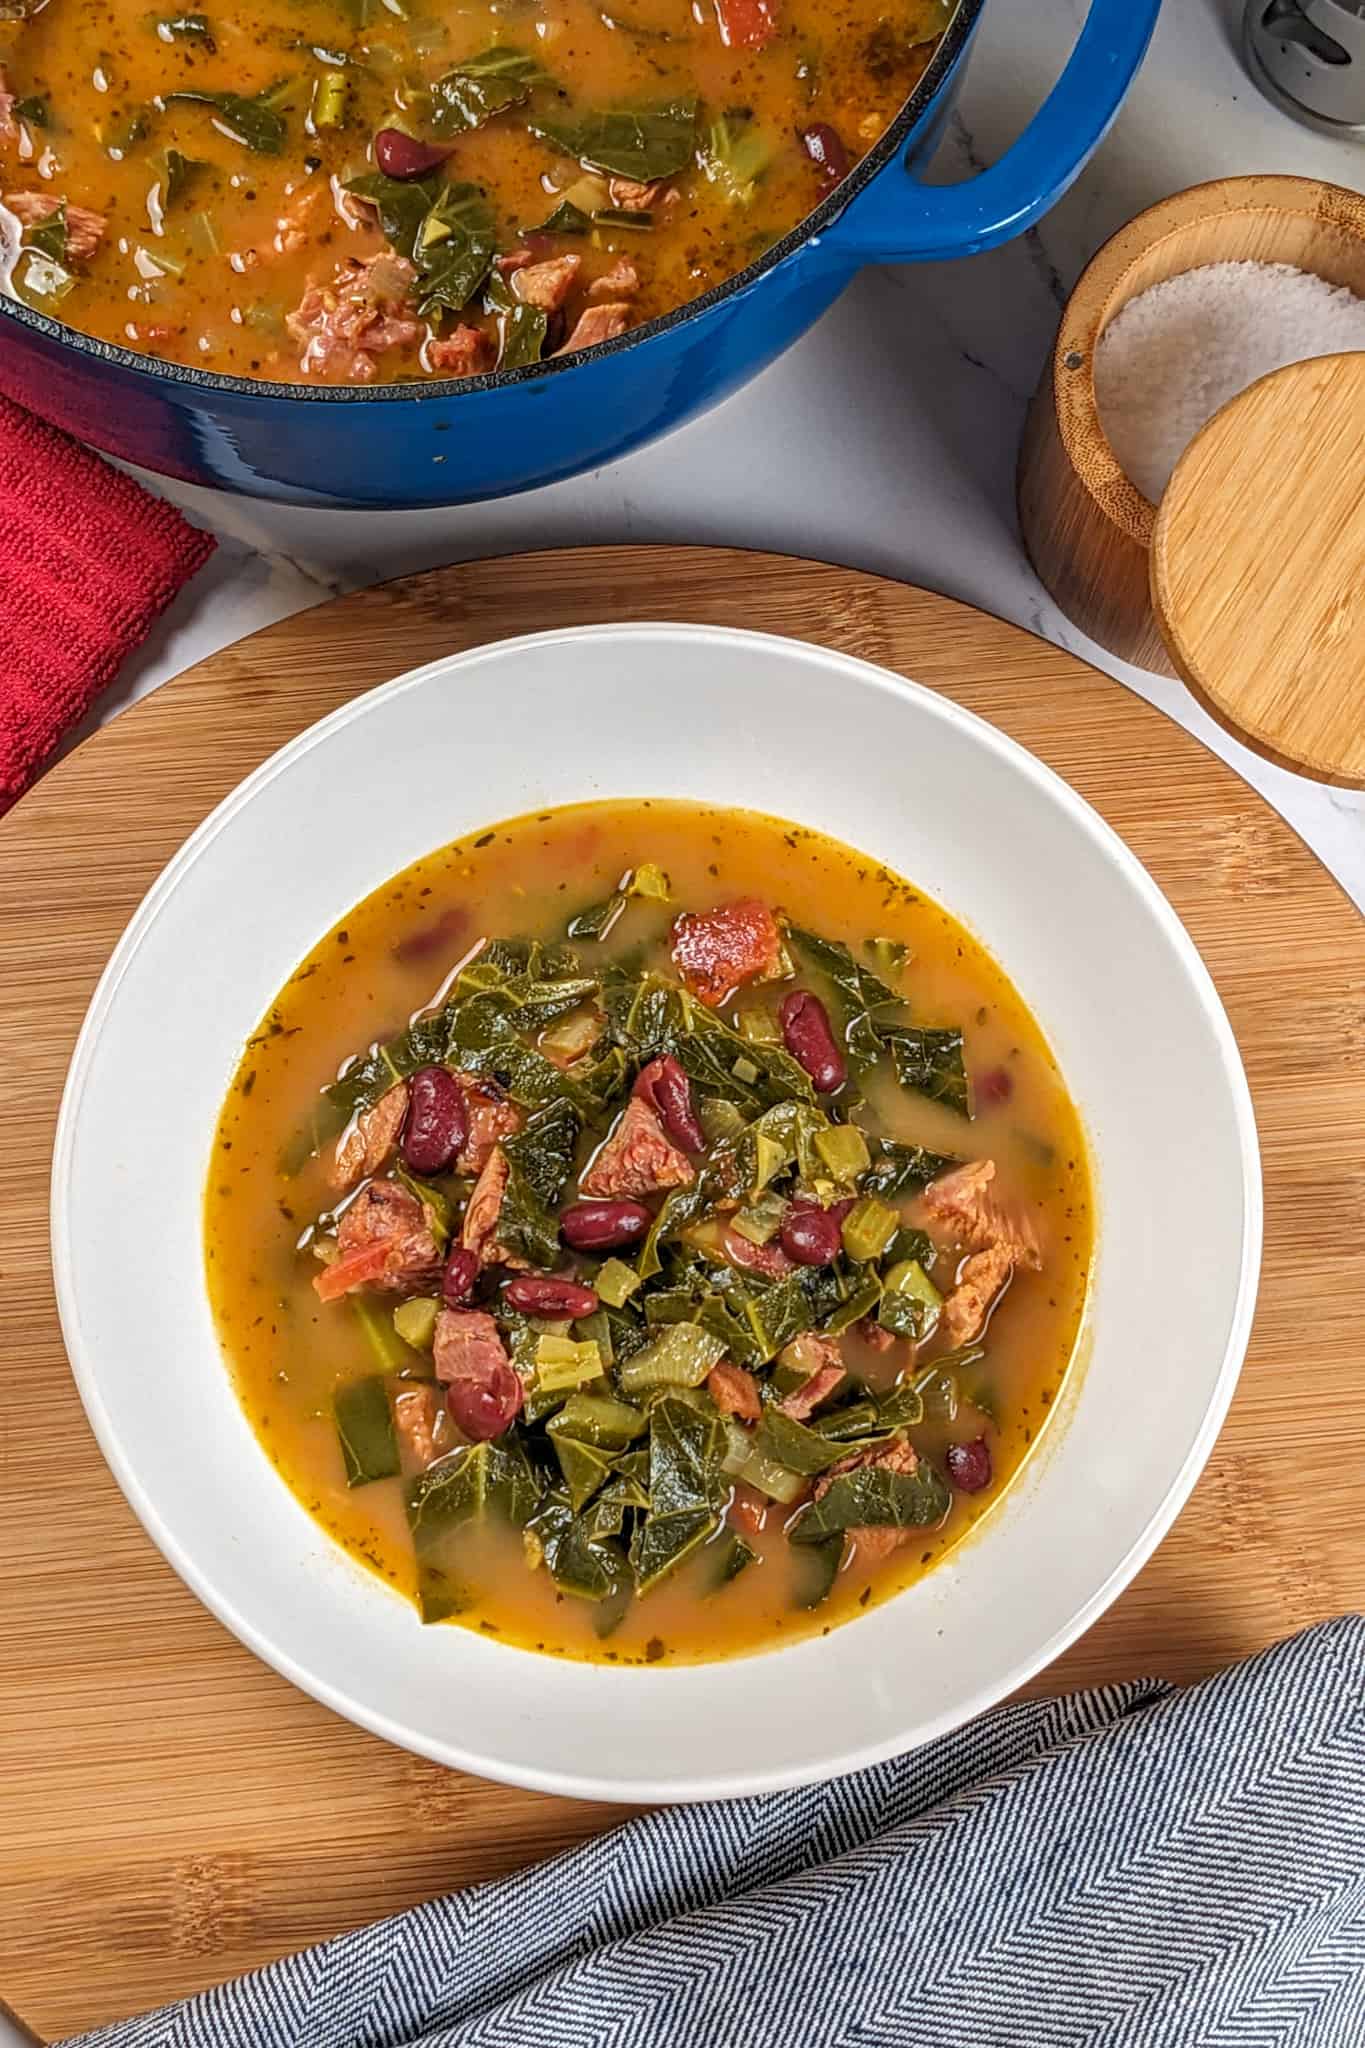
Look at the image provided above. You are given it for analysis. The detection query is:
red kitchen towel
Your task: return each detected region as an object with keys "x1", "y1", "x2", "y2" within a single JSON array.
[{"x1": 0, "y1": 392, "x2": 215, "y2": 813}]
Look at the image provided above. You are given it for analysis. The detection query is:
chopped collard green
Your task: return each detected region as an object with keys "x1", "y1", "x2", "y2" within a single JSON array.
[{"x1": 309, "y1": 885, "x2": 1018, "y2": 1638}]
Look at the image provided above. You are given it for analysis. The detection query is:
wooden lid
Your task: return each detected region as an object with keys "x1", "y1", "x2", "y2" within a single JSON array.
[{"x1": 1151, "y1": 351, "x2": 1365, "y2": 787}]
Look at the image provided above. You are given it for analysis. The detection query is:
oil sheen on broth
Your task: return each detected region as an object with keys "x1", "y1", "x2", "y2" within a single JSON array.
[
  {"x1": 0, "y1": 0, "x2": 955, "y2": 383},
  {"x1": 205, "y1": 800, "x2": 1092, "y2": 1666}
]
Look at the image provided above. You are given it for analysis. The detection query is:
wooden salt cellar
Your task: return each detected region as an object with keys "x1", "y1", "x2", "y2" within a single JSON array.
[{"x1": 1018, "y1": 175, "x2": 1365, "y2": 682}]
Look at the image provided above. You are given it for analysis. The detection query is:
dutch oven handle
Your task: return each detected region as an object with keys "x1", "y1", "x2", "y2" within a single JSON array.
[{"x1": 827, "y1": 0, "x2": 1161, "y2": 263}]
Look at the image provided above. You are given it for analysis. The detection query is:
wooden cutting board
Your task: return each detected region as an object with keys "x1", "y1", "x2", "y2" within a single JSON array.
[{"x1": 5, "y1": 547, "x2": 1365, "y2": 2044}]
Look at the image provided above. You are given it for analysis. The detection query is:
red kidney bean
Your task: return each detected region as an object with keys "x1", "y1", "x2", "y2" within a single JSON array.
[
  {"x1": 441, "y1": 1246, "x2": 479, "y2": 1308},
  {"x1": 779, "y1": 990, "x2": 847, "y2": 1093},
  {"x1": 447, "y1": 1363, "x2": 523, "y2": 1441},
  {"x1": 393, "y1": 905, "x2": 468, "y2": 964},
  {"x1": 634, "y1": 1055, "x2": 706, "y2": 1152},
  {"x1": 374, "y1": 127, "x2": 454, "y2": 180},
  {"x1": 946, "y1": 1437, "x2": 993, "y2": 1494},
  {"x1": 976, "y1": 1066, "x2": 1013, "y2": 1108},
  {"x1": 402, "y1": 1065, "x2": 468, "y2": 1175},
  {"x1": 780, "y1": 1203, "x2": 843, "y2": 1267},
  {"x1": 503, "y1": 1273, "x2": 600, "y2": 1319},
  {"x1": 560, "y1": 1199, "x2": 651, "y2": 1251},
  {"x1": 799, "y1": 122, "x2": 850, "y2": 183}
]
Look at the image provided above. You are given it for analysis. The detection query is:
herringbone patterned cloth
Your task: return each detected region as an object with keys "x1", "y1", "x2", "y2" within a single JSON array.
[{"x1": 65, "y1": 1617, "x2": 1365, "y2": 2048}]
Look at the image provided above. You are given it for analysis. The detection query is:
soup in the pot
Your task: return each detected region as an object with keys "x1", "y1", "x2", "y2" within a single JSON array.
[
  {"x1": 0, "y1": 0, "x2": 954, "y2": 383},
  {"x1": 205, "y1": 799, "x2": 1092, "y2": 1666}
]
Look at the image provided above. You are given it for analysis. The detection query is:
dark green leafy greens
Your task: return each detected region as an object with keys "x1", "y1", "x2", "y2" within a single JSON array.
[
  {"x1": 485, "y1": 269, "x2": 547, "y2": 369},
  {"x1": 525, "y1": 198, "x2": 591, "y2": 236},
  {"x1": 165, "y1": 79, "x2": 293, "y2": 153},
  {"x1": 883, "y1": 1026, "x2": 969, "y2": 1115},
  {"x1": 791, "y1": 1457, "x2": 952, "y2": 1543},
  {"x1": 18, "y1": 201, "x2": 67, "y2": 263},
  {"x1": 406, "y1": 1439, "x2": 541, "y2": 1619},
  {"x1": 157, "y1": 147, "x2": 208, "y2": 208},
  {"x1": 429, "y1": 46, "x2": 552, "y2": 133},
  {"x1": 629, "y1": 1396, "x2": 726, "y2": 1592},
  {"x1": 862, "y1": 1139, "x2": 957, "y2": 1199},
  {"x1": 343, "y1": 173, "x2": 496, "y2": 317},
  {"x1": 787, "y1": 925, "x2": 970, "y2": 1115},
  {"x1": 313, "y1": 898, "x2": 996, "y2": 1637},
  {"x1": 531, "y1": 1496, "x2": 632, "y2": 1601},
  {"x1": 529, "y1": 97, "x2": 698, "y2": 182},
  {"x1": 333, "y1": 1375, "x2": 399, "y2": 1486}
]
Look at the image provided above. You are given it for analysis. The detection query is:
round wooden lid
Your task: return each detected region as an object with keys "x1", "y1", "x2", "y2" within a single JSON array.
[{"x1": 1150, "y1": 350, "x2": 1365, "y2": 787}]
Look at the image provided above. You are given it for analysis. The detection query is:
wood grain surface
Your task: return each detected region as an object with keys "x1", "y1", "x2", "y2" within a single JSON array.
[
  {"x1": 1152, "y1": 353, "x2": 1365, "y2": 788},
  {"x1": 4, "y1": 546, "x2": 1365, "y2": 2043}
]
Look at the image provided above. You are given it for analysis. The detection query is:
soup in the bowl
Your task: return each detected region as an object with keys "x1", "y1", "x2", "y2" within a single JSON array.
[
  {"x1": 0, "y1": 0, "x2": 953, "y2": 384},
  {"x1": 205, "y1": 798, "x2": 1092, "y2": 1666}
]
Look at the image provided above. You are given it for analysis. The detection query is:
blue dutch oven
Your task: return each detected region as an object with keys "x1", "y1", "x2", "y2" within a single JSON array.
[{"x1": 0, "y1": 0, "x2": 1159, "y2": 508}]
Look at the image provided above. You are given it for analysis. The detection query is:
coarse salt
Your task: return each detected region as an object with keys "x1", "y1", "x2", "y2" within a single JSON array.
[{"x1": 1094, "y1": 260, "x2": 1365, "y2": 504}]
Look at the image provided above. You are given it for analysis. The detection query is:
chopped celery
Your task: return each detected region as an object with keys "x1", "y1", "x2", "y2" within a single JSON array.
[
  {"x1": 628, "y1": 861, "x2": 671, "y2": 900},
  {"x1": 815, "y1": 1123, "x2": 871, "y2": 1182},
  {"x1": 738, "y1": 1007, "x2": 782, "y2": 1044},
  {"x1": 719, "y1": 1417, "x2": 806, "y2": 1504},
  {"x1": 617, "y1": 1321, "x2": 726, "y2": 1394},
  {"x1": 751, "y1": 1129, "x2": 788, "y2": 1191},
  {"x1": 866, "y1": 937, "x2": 909, "y2": 978},
  {"x1": 539, "y1": 1006, "x2": 603, "y2": 1066},
  {"x1": 191, "y1": 209, "x2": 221, "y2": 257},
  {"x1": 574, "y1": 1306, "x2": 614, "y2": 1365},
  {"x1": 699, "y1": 1097, "x2": 747, "y2": 1146},
  {"x1": 841, "y1": 1196, "x2": 899, "y2": 1263},
  {"x1": 591, "y1": 205, "x2": 654, "y2": 232},
  {"x1": 561, "y1": 171, "x2": 611, "y2": 213},
  {"x1": 821, "y1": 1276, "x2": 883, "y2": 1335},
  {"x1": 732, "y1": 1055, "x2": 760, "y2": 1086},
  {"x1": 913, "y1": 1362, "x2": 961, "y2": 1424},
  {"x1": 393, "y1": 1296, "x2": 439, "y2": 1350},
  {"x1": 551, "y1": 1390, "x2": 646, "y2": 1447},
  {"x1": 702, "y1": 110, "x2": 776, "y2": 204},
  {"x1": 535, "y1": 1335, "x2": 604, "y2": 1393},
  {"x1": 311, "y1": 69, "x2": 349, "y2": 129},
  {"x1": 595, "y1": 1257, "x2": 642, "y2": 1308},
  {"x1": 353, "y1": 1295, "x2": 420, "y2": 1373},
  {"x1": 731, "y1": 1191, "x2": 787, "y2": 1246},
  {"x1": 877, "y1": 1258, "x2": 942, "y2": 1340}
]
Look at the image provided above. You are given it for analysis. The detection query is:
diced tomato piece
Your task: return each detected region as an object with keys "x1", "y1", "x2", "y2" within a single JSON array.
[
  {"x1": 312, "y1": 1240, "x2": 393, "y2": 1302},
  {"x1": 670, "y1": 897, "x2": 782, "y2": 1007},
  {"x1": 713, "y1": 0, "x2": 777, "y2": 48}
]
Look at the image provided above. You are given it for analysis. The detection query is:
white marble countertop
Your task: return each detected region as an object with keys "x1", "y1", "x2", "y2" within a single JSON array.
[{"x1": 79, "y1": 0, "x2": 1365, "y2": 914}]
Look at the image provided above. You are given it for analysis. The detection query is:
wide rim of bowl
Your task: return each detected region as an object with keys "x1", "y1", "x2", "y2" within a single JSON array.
[
  {"x1": 51, "y1": 622, "x2": 1263, "y2": 1801},
  {"x1": 0, "y1": 0, "x2": 981, "y2": 405}
]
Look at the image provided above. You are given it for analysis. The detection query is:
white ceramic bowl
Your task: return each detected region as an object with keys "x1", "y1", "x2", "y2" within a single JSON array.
[{"x1": 53, "y1": 625, "x2": 1261, "y2": 1803}]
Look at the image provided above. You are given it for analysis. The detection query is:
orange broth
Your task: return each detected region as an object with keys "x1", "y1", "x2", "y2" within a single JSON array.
[
  {"x1": 0, "y1": 0, "x2": 955, "y2": 381},
  {"x1": 205, "y1": 799, "x2": 1092, "y2": 1665}
]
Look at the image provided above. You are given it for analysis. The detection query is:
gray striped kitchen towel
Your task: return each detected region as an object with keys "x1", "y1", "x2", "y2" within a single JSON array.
[{"x1": 63, "y1": 1616, "x2": 1365, "y2": 2048}]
